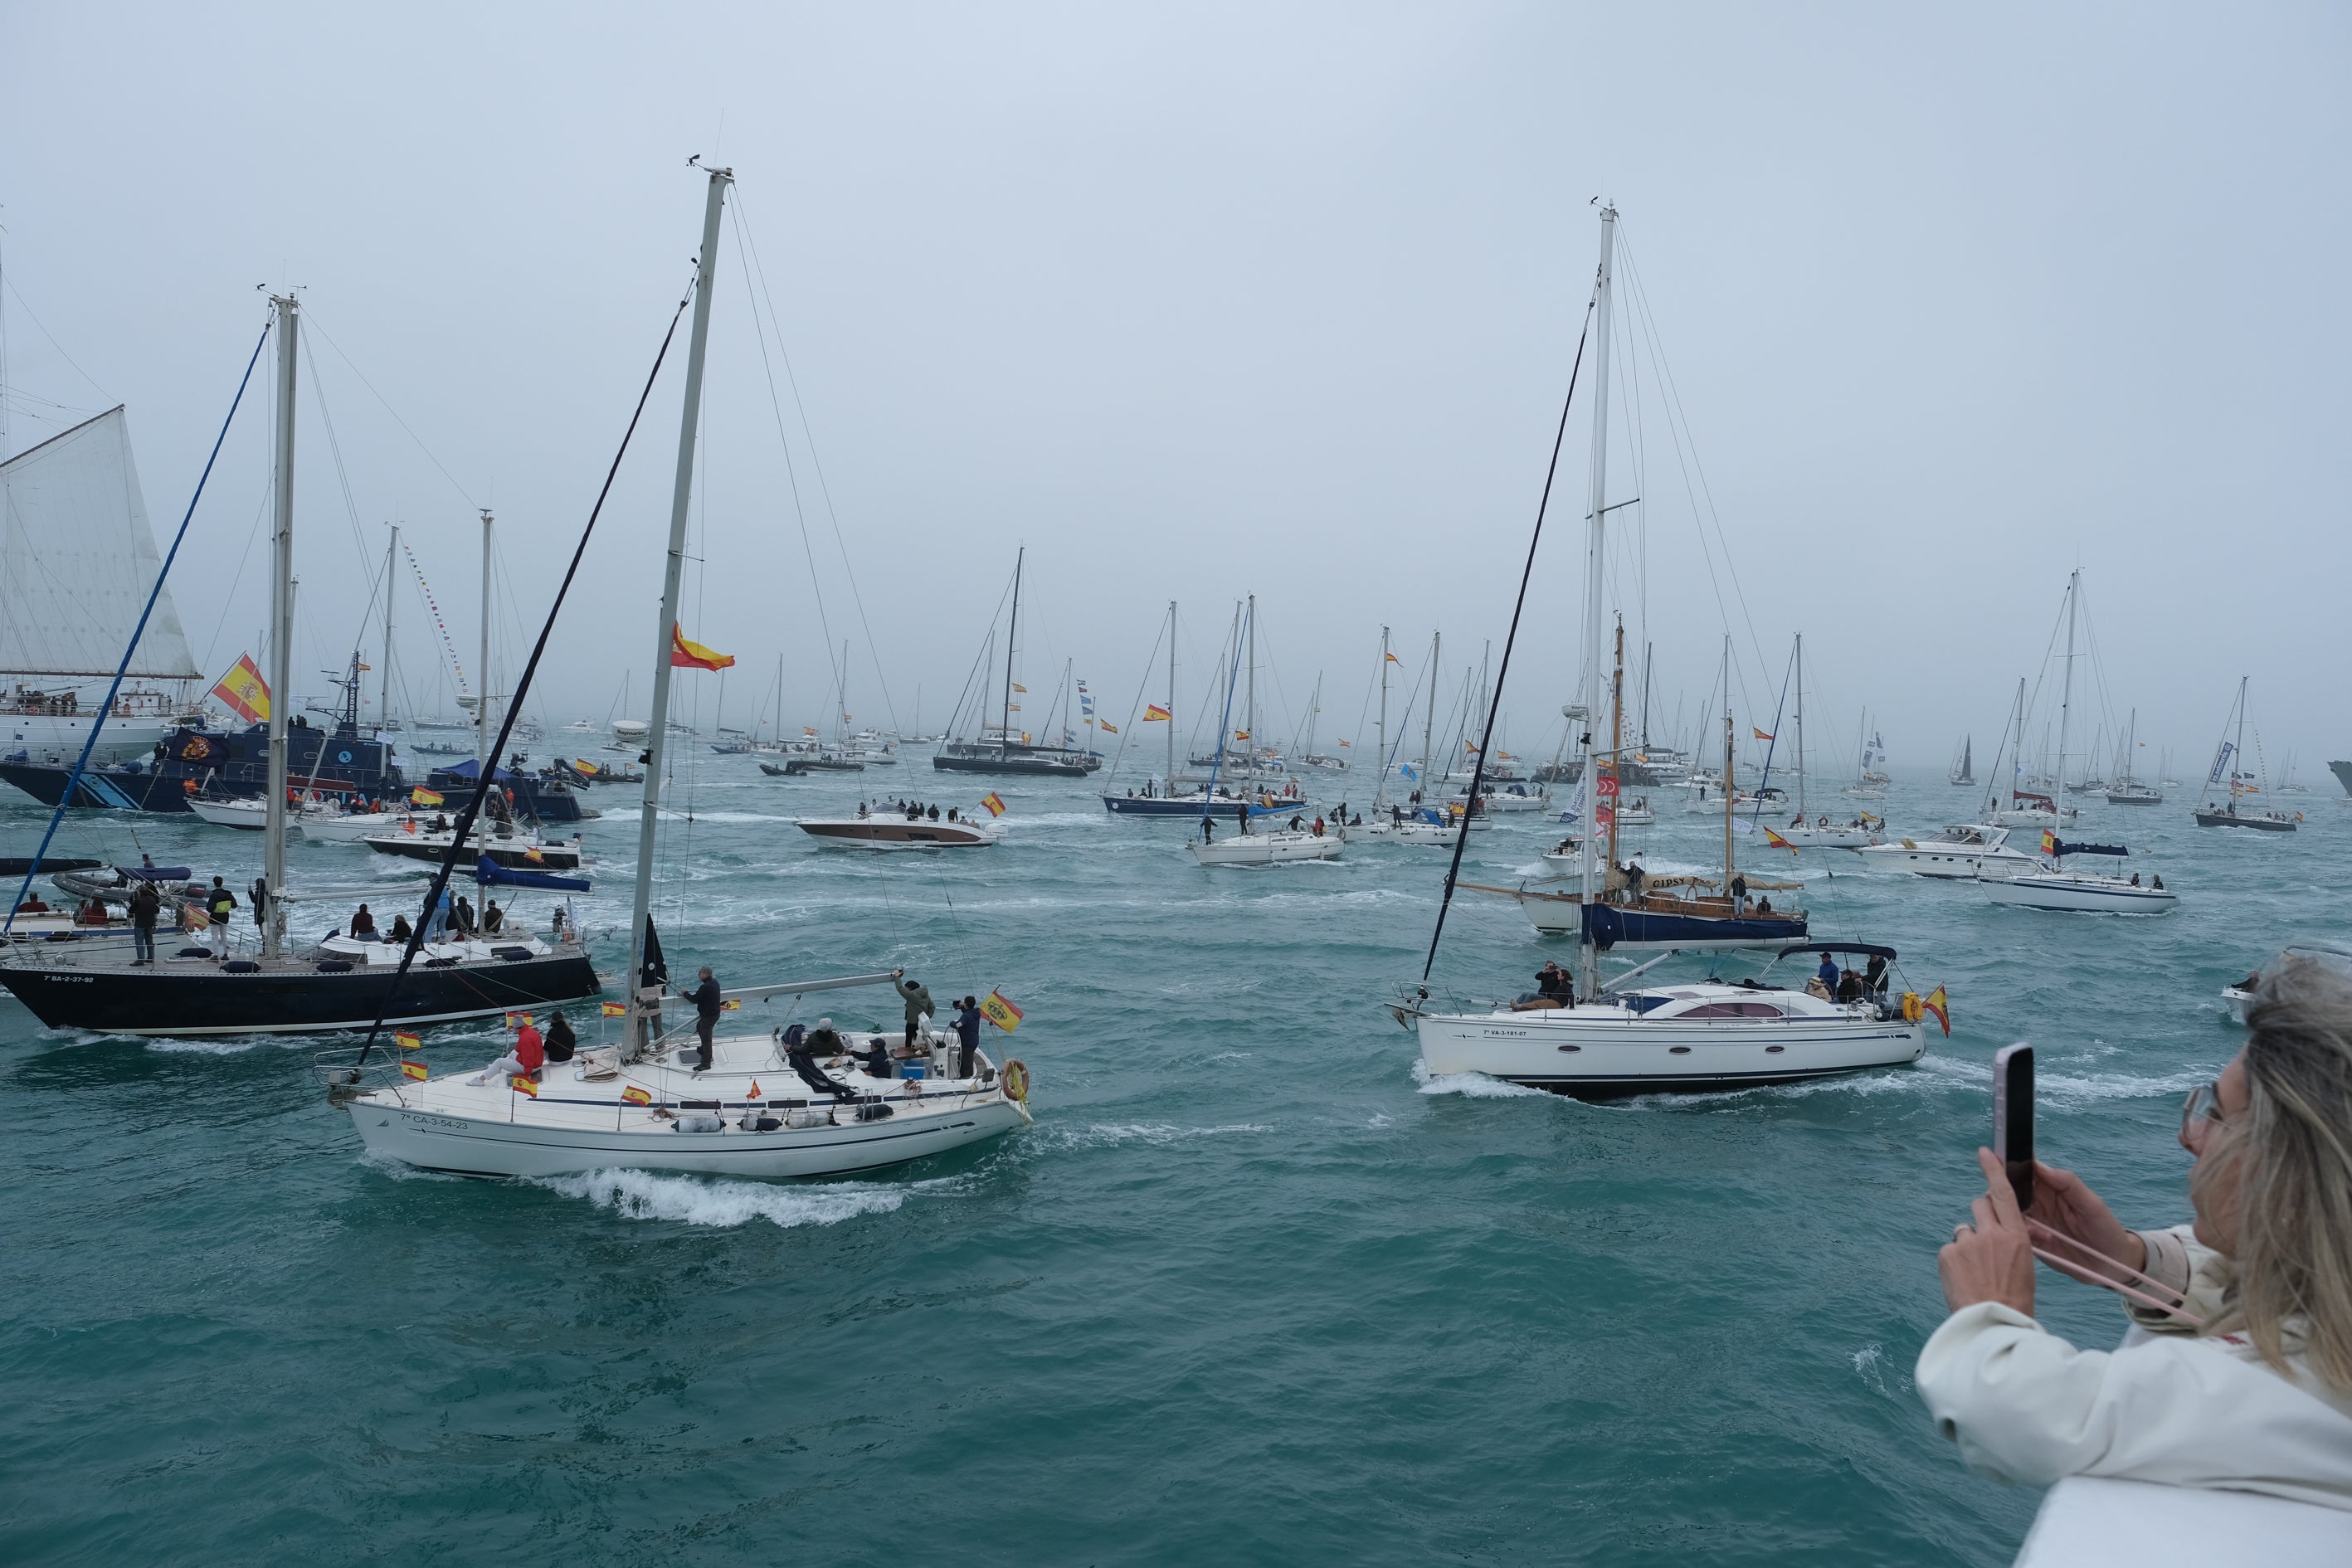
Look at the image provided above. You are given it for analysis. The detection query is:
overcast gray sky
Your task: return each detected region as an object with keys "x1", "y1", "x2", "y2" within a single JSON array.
[{"x1": 4, "y1": 4, "x2": 2347, "y2": 779}]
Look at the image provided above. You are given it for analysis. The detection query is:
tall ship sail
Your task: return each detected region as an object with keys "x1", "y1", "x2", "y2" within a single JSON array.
[{"x1": 0, "y1": 407, "x2": 202, "y2": 763}]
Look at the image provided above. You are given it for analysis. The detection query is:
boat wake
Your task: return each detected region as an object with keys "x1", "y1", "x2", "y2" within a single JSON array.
[
  {"x1": 1413, "y1": 1062, "x2": 1552, "y2": 1098},
  {"x1": 531, "y1": 1167, "x2": 943, "y2": 1229},
  {"x1": 1031, "y1": 1120, "x2": 1273, "y2": 1153}
]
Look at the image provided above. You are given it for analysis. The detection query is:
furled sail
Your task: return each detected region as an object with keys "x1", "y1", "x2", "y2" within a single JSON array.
[{"x1": 0, "y1": 407, "x2": 200, "y2": 679}]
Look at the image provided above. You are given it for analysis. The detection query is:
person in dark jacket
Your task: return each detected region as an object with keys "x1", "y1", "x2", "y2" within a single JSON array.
[
  {"x1": 543, "y1": 1011, "x2": 577, "y2": 1063},
  {"x1": 953, "y1": 996, "x2": 982, "y2": 1079},
  {"x1": 350, "y1": 903, "x2": 377, "y2": 940},
  {"x1": 129, "y1": 879, "x2": 160, "y2": 965},
  {"x1": 684, "y1": 965, "x2": 722, "y2": 1071},
  {"x1": 783, "y1": 1023, "x2": 856, "y2": 1100}
]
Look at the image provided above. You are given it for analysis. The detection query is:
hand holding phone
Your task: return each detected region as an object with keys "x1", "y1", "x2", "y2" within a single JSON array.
[{"x1": 1993, "y1": 1043, "x2": 2034, "y2": 1213}]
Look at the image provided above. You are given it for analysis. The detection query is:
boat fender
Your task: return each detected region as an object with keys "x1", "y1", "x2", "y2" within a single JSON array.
[
  {"x1": 856, "y1": 1102, "x2": 894, "y2": 1122},
  {"x1": 738, "y1": 1115, "x2": 783, "y2": 1132},
  {"x1": 1899, "y1": 838, "x2": 1917, "y2": 850},
  {"x1": 492, "y1": 945, "x2": 533, "y2": 962},
  {"x1": 424, "y1": 957, "x2": 458, "y2": 968},
  {"x1": 1902, "y1": 991, "x2": 1923, "y2": 1022},
  {"x1": 1001, "y1": 1059, "x2": 1030, "y2": 1103},
  {"x1": 222, "y1": 959, "x2": 260, "y2": 973},
  {"x1": 786, "y1": 1108, "x2": 829, "y2": 1129},
  {"x1": 315, "y1": 960, "x2": 354, "y2": 973},
  {"x1": 176, "y1": 947, "x2": 212, "y2": 959},
  {"x1": 673, "y1": 1113, "x2": 724, "y2": 1133}
]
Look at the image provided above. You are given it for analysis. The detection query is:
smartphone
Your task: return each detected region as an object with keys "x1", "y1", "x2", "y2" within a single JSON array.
[{"x1": 1993, "y1": 1044, "x2": 2034, "y2": 1212}]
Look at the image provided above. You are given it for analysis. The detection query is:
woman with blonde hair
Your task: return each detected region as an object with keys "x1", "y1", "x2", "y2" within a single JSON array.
[{"x1": 1918, "y1": 957, "x2": 2352, "y2": 1509}]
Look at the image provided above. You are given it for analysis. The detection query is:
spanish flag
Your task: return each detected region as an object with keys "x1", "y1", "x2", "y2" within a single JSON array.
[
  {"x1": 601, "y1": 1001, "x2": 627, "y2": 1017},
  {"x1": 621, "y1": 1085, "x2": 652, "y2": 1105},
  {"x1": 1145, "y1": 704, "x2": 1172, "y2": 722},
  {"x1": 401, "y1": 1059, "x2": 429, "y2": 1081},
  {"x1": 573, "y1": 758, "x2": 597, "y2": 776},
  {"x1": 524, "y1": 845, "x2": 544, "y2": 864},
  {"x1": 1385, "y1": 651, "x2": 1401, "y2": 663},
  {"x1": 393, "y1": 1030, "x2": 422, "y2": 1051},
  {"x1": 1923, "y1": 986, "x2": 1951, "y2": 1036},
  {"x1": 747, "y1": 1079, "x2": 763, "y2": 1099},
  {"x1": 1337, "y1": 739, "x2": 1351, "y2": 748},
  {"x1": 722, "y1": 998, "x2": 742, "y2": 1010},
  {"x1": 1762, "y1": 826, "x2": 1796, "y2": 851},
  {"x1": 1098, "y1": 721, "x2": 1118, "y2": 735},
  {"x1": 670, "y1": 624, "x2": 734, "y2": 670},
  {"x1": 506, "y1": 1011, "x2": 533, "y2": 1028},
  {"x1": 980, "y1": 989, "x2": 1025, "y2": 1031},
  {"x1": 1752, "y1": 727, "x2": 1775, "y2": 742},
  {"x1": 2040, "y1": 830, "x2": 2058, "y2": 856},
  {"x1": 1234, "y1": 730, "x2": 1250, "y2": 741},
  {"x1": 512, "y1": 1075, "x2": 539, "y2": 1098},
  {"x1": 211, "y1": 653, "x2": 271, "y2": 723},
  {"x1": 411, "y1": 786, "x2": 445, "y2": 807},
  {"x1": 981, "y1": 791, "x2": 1006, "y2": 817},
  {"x1": 1010, "y1": 683, "x2": 1027, "y2": 693}
]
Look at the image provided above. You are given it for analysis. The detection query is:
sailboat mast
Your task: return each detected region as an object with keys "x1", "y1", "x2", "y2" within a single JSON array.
[
  {"x1": 1606, "y1": 621, "x2": 1624, "y2": 878},
  {"x1": 1794, "y1": 632, "x2": 1806, "y2": 819},
  {"x1": 1419, "y1": 630, "x2": 1440, "y2": 802},
  {"x1": 1245, "y1": 592, "x2": 1256, "y2": 777},
  {"x1": 627, "y1": 163, "x2": 731, "y2": 1051},
  {"x1": 261, "y1": 293, "x2": 299, "y2": 959},
  {"x1": 476, "y1": 510, "x2": 494, "y2": 772},
  {"x1": 1721, "y1": 639, "x2": 1735, "y2": 884},
  {"x1": 1001, "y1": 548, "x2": 1022, "y2": 756},
  {"x1": 380, "y1": 524, "x2": 397, "y2": 731},
  {"x1": 2053, "y1": 569, "x2": 2077, "y2": 823},
  {"x1": 1166, "y1": 601, "x2": 1176, "y2": 784},
  {"x1": 1577, "y1": 202, "x2": 1618, "y2": 1000},
  {"x1": 1376, "y1": 626, "x2": 1390, "y2": 811}
]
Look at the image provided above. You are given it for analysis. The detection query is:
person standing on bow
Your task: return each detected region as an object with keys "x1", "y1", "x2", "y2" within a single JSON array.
[
  {"x1": 127, "y1": 878, "x2": 160, "y2": 965},
  {"x1": 952, "y1": 995, "x2": 982, "y2": 1079},
  {"x1": 684, "y1": 965, "x2": 722, "y2": 1071},
  {"x1": 206, "y1": 877, "x2": 236, "y2": 957}
]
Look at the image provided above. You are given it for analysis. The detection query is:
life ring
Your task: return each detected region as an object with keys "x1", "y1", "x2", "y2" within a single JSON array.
[
  {"x1": 1000, "y1": 1058, "x2": 1030, "y2": 1103},
  {"x1": 1901, "y1": 991, "x2": 1922, "y2": 1022}
]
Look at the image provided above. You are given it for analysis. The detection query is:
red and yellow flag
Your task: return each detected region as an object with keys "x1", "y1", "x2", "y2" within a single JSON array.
[
  {"x1": 211, "y1": 654, "x2": 271, "y2": 723},
  {"x1": 747, "y1": 1079, "x2": 763, "y2": 1099},
  {"x1": 2040, "y1": 830, "x2": 2058, "y2": 856},
  {"x1": 1098, "y1": 721, "x2": 1118, "y2": 735},
  {"x1": 511, "y1": 1075, "x2": 539, "y2": 1098},
  {"x1": 410, "y1": 786, "x2": 445, "y2": 807},
  {"x1": 621, "y1": 1085, "x2": 652, "y2": 1106},
  {"x1": 601, "y1": 1001, "x2": 626, "y2": 1017},
  {"x1": 393, "y1": 1030, "x2": 422, "y2": 1051},
  {"x1": 1762, "y1": 826, "x2": 1795, "y2": 852},
  {"x1": 524, "y1": 845, "x2": 545, "y2": 864},
  {"x1": 1337, "y1": 738, "x2": 1351, "y2": 748},
  {"x1": 980, "y1": 989, "x2": 1024, "y2": 1031},
  {"x1": 1144, "y1": 704, "x2": 1172, "y2": 722},
  {"x1": 1923, "y1": 986, "x2": 1951, "y2": 1037},
  {"x1": 1752, "y1": 727, "x2": 1775, "y2": 742},
  {"x1": 981, "y1": 792, "x2": 1006, "y2": 817},
  {"x1": 401, "y1": 1059, "x2": 429, "y2": 1081},
  {"x1": 506, "y1": 1011, "x2": 533, "y2": 1029},
  {"x1": 1385, "y1": 651, "x2": 1401, "y2": 663},
  {"x1": 722, "y1": 998, "x2": 742, "y2": 1010},
  {"x1": 669, "y1": 624, "x2": 735, "y2": 671}
]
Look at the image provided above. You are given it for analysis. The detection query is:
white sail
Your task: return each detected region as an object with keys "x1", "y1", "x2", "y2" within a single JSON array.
[{"x1": 0, "y1": 407, "x2": 200, "y2": 679}]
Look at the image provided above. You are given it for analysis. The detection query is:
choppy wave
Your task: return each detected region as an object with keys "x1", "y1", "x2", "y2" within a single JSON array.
[
  {"x1": 1413, "y1": 1062, "x2": 1552, "y2": 1098},
  {"x1": 1030, "y1": 1121, "x2": 1274, "y2": 1152}
]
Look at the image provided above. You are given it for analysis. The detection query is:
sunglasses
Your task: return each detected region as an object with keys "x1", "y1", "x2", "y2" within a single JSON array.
[{"x1": 2180, "y1": 1079, "x2": 2228, "y2": 1145}]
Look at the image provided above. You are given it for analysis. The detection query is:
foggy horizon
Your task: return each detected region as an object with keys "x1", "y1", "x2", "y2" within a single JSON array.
[{"x1": 4, "y1": 4, "x2": 2346, "y2": 787}]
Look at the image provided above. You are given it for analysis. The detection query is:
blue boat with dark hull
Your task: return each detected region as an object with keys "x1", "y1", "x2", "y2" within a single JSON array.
[{"x1": 0, "y1": 715, "x2": 402, "y2": 813}]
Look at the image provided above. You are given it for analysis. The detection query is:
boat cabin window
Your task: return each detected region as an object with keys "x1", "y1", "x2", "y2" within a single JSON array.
[{"x1": 1676, "y1": 1001, "x2": 1785, "y2": 1020}]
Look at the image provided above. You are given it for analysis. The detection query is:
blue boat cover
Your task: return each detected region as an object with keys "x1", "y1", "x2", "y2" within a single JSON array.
[{"x1": 473, "y1": 860, "x2": 591, "y2": 893}]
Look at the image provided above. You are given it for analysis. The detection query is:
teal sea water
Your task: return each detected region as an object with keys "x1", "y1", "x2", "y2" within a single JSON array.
[{"x1": 1, "y1": 762, "x2": 2330, "y2": 1565}]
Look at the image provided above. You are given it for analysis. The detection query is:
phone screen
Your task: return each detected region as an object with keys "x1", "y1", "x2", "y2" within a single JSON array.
[{"x1": 1993, "y1": 1044, "x2": 2034, "y2": 1212}]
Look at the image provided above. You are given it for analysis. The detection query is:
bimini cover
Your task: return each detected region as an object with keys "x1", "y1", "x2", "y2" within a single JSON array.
[{"x1": 473, "y1": 860, "x2": 590, "y2": 894}]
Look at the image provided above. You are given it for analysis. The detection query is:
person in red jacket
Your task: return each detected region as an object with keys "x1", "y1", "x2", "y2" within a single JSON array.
[{"x1": 470, "y1": 1018, "x2": 545, "y2": 1087}]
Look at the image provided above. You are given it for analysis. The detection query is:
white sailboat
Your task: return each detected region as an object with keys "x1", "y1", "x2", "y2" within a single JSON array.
[
  {"x1": 1398, "y1": 205, "x2": 1926, "y2": 1093},
  {"x1": 1346, "y1": 628, "x2": 1457, "y2": 845},
  {"x1": 1190, "y1": 597, "x2": 1339, "y2": 865},
  {"x1": 339, "y1": 167, "x2": 1030, "y2": 1176},
  {"x1": 1768, "y1": 635, "x2": 1881, "y2": 849}
]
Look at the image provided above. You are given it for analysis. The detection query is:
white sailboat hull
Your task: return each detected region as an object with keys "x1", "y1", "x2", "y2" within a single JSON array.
[
  {"x1": 188, "y1": 796, "x2": 282, "y2": 830},
  {"x1": 299, "y1": 810, "x2": 416, "y2": 843},
  {"x1": 1770, "y1": 824, "x2": 1881, "y2": 848},
  {"x1": 1982, "y1": 874, "x2": 2178, "y2": 913},
  {"x1": 2, "y1": 713, "x2": 184, "y2": 765},
  {"x1": 1349, "y1": 821, "x2": 1456, "y2": 845},
  {"x1": 1190, "y1": 831, "x2": 1342, "y2": 864},
  {"x1": 1416, "y1": 1005, "x2": 1924, "y2": 1092}
]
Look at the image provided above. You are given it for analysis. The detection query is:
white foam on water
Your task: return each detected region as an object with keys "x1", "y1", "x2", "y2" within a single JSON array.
[
  {"x1": 1034, "y1": 1121, "x2": 1273, "y2": 1152},
  {"x1": 1413, "y1": 1062, "x2": 1552, "y2": 1098},
  {"x1": 1850, "y1": 1342, "x2": 1887, "y2": 1393},
  {"x1": 144, "y1": 1035, "x2": 270, "y2": 1055},
  {"x1": 532, "y1": 1168, "x2": 918, "y2": 1228},
  {"x1": 1367, "y1": 1112, "x2": 1394, "y2": 1127}
]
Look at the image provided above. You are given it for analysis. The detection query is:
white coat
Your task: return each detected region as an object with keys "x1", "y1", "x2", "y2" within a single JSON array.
[{"x1": 1915, "y1": 1225, "x2": 2352, "y2": 1512}]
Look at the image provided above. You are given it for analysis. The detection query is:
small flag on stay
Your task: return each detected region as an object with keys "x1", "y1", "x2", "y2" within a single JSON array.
[
  {"x1": 2041, "y1": 830, "x2": 2058, "y2": 855},
  {"x1": 1752, "y1": 727, "x2": 1775, "y2": 742},
  {"x1": 747, "y1": 1080, "x2": 763, "y2": 1099},
  {"x1": 1337, "y1": 739, "x2": 1351, "y2": 747},
  {"x1": 210, "y1": 652, "x2": 272, "y2": 723},
  {"x1": 722, "y1": 999, "x2": 742, "y2": 1010},
  {"x1": 1385, "y1": 651, "x2": 1401, "y2": 663},
  {"x1": 1762, "y1": 826, "x2": 1795, "y2": 850},
  {"x1": 1098, "y1": 721, "x2": 1118, "y2": 734},
  {"x1": 507, "y1": 1011, "x2": 532, "y2": 1028},
  {"x1": 411, "y1": 786, "x2": 445, "y2": 807},
  {"x1": 1011, "y1": 682, "x2": 1028, "y2": 693},
  {"x1": 393, "y1": 1030, "x2": 422, "y2": 1050},
  {"x1": 1923, "y1": 986, "x2": 1951, "y2": 1037},
  {"x1": 981, "y1": 792, "x2": 1006, "y2": 817},
  {"x1": 601, "y1": 1001, "x2": 626, "y2": 1016},
  {"x1": 512, "y1": 1075, "x2": 539, "y2": 1098},
  {"x1": 621, "y1": 1085, "x2": 652, "y2": 1106},
  {"x1": 981, "y1": 989, "x2": 1025, "y2": 1031},
  {"x1": 524, "y1": 845, "x2": 544, "y2": 863},
  {"x1": 1144, "y1": 704, "x2": 1172, "y2": 722},
  {"x1": 401, "y1": 1059, "x2": 429, "y2": 1081}
]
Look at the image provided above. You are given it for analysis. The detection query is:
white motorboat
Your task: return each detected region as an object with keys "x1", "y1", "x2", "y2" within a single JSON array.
[
  {"x1": 340, "y1": 1006, "x2": 1030, "y2": 1178},
  {"x1": 1401, "y1": 942, "x2": 1931, "y2": 1094},
  {"x1": 798, "y1": 811, "x2": 1006, "y2": 850},
  {"x1": 1853, "y1": 823, "x2": 2040, "y2": 879},
  {"x1": 1190, "y1": 828, "x2": 1341, "y2": 865},
  {"x1": 366, "y1": 824, "x2": 584, "y2": 869},
  {"x1": 1983, "y1": 869, "x2": 2177, "y2": 914},
  {"x1": 1765, "y1": 816, "x2": 1882, "y2": 850}
]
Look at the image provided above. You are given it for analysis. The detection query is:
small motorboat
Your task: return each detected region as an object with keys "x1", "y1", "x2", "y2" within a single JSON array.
[
  {"x1": 796, "y1": 811, "x2": 1006, "y2": 850},
  {"x1": 1853, "y1": 824, "x2": 2039, "y2": 880}
]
